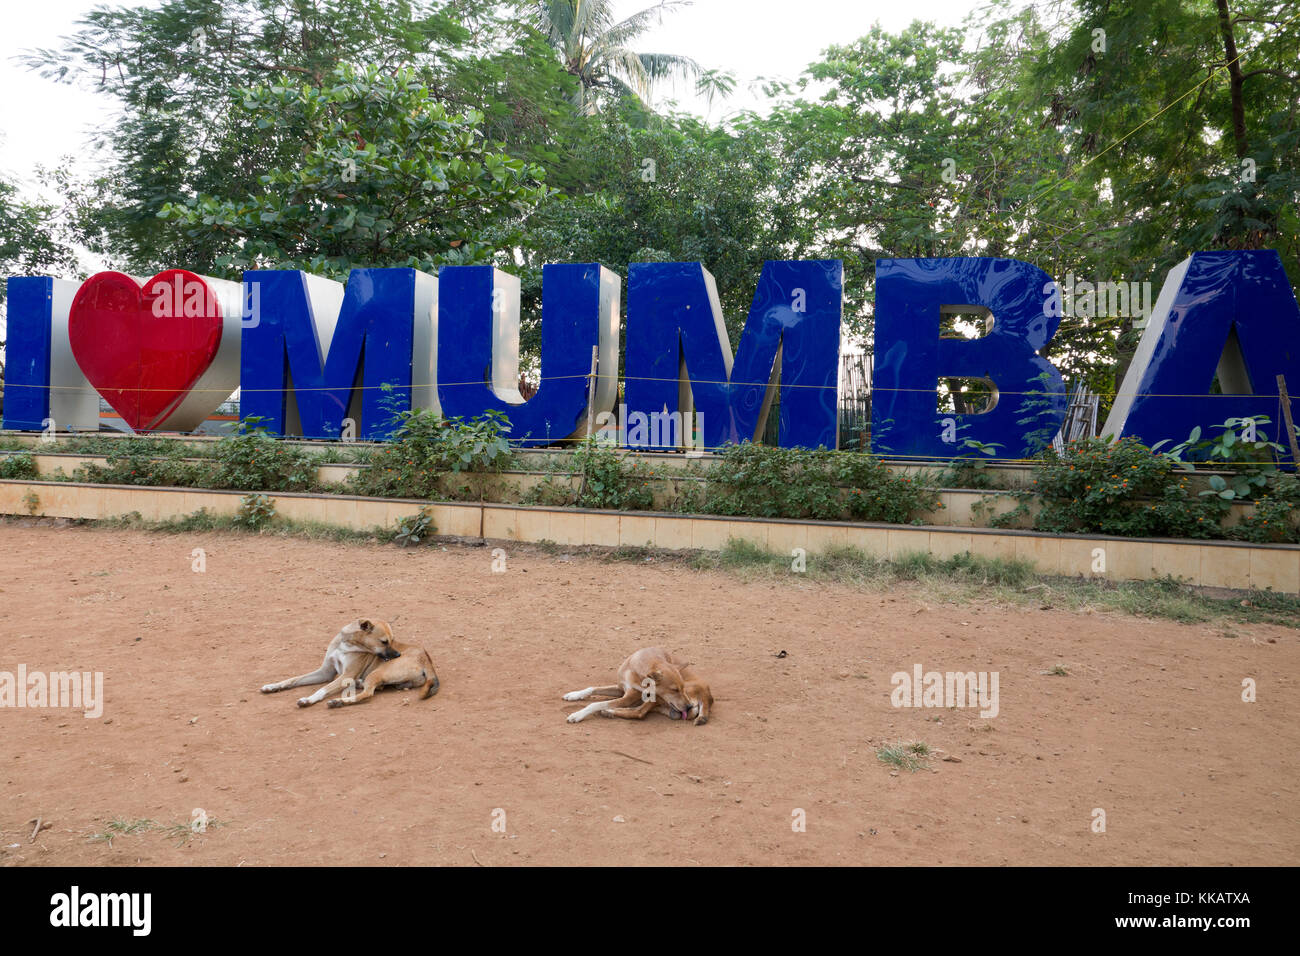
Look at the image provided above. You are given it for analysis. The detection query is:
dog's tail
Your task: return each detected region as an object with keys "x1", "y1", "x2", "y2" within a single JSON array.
[{"x1": 420, "y1": 670, "x2": 440, "y2": 700}]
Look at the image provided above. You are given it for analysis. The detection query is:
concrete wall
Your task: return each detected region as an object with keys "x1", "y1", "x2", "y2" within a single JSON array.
[
  {"x1": 17, "y1": 453, "x2": 1254, "y2": 530},
  {"x1": 2, "y1": 479, "x2": 1295, "y2": 594}
]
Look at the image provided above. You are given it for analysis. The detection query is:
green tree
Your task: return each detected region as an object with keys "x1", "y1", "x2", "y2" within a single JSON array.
[
  {"x1": 0, "y1": 177, "x2": 81, "y2": 308},
  {"x1": 521, "y1": 106, "x2": 795, "y2": 352},
  {"x1": 157, "y1": 64, "x2": 551, "y2": 278},
  {"x1": 24, "y1": 0, "x2": 574, "y2": 272},
  {"x1": 986, "y1": 0, "x2": 1300, "y2": 402},
  {"x1": 0, "y1": 171, "x2": 82, "y2": 413},
  {"x1": 757, "y1": 21, "x2": 1090, "y2": 347},
  {"x1": 529, "y1": 0, "x2": 700, "y2": 114},
  {"x1": 1013, "y1": 0, "x2": 1300, "y2": 283}
]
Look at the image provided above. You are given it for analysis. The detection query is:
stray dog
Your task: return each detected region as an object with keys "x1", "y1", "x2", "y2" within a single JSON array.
[
  {"x1": 563, "y1": 646, "x2": 712, "y2": 725},
  {"x1": 260, "y1": 618, "x2": 439, "y2": 708}
]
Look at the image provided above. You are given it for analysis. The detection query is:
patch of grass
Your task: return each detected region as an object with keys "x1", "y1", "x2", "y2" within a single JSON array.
[
  {"x1": 88, "y1": 818, "x2": 156, "y2": 847},
  {"x1": 693, "y1": 540, "x2": 1036, "y2": 588},
  {"x1": 877, "y1": 741, "x2": 932, "y2": 773},
  {"x1": 1043, "y1": 664, "x2": 1070, "y2": 676},
  {"x1": 713, "y1": 537, "x2": 775, "y2": 569},
  {"x1": 688, "y1": 539, "x2": 1300, "y2": 630},
  {"x1": 156, "y1": 817, "x2": 227, "y2": 847},
  {"x1": 608, "y1": 545, "x2": 654, "y2": 562},
  {"x1": 1038, "y1": 574, "x2": 1300, "y2": 628},
  {"x1": 89, "y1": 816, "x2": 226, "y2": 848},
  {"x1": 96, "y1": 509, "x2": 385, "y2": 543}
]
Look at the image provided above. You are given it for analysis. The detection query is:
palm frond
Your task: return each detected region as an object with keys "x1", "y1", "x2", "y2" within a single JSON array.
[
  {"x1": 602, "y1": 0, "x2": 692, "y2": 48},
  {"x1": 637, "y1": 51, "x2": 700, "y2": 82},
  {"x1": 601, "y1": 46, "x2": 654, "y2": 99}
]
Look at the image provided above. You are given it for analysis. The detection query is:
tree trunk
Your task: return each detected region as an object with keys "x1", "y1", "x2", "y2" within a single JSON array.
[{"x1": 1215, "y1": 0, "x2": 1249, "y2": 158}]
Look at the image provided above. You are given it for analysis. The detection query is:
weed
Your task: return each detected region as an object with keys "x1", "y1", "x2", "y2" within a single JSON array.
[
  {"x1": 234, "y1": 493, "x2": 276, "y2": 529},
  {"x1": 394, "y1": 507, "x2": 436, "y2": 547},
  {"x1": 877, "y1": 741, "x2": 932, "y2": 772}
]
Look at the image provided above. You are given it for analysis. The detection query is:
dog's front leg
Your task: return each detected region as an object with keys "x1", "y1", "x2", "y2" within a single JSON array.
[
  {"x1": 326, "y1": 676, "x2": 380, "y2": 708},
  {"x1": 562, "y1": 684, "x2": 623, "y2": 702},
  {"x1": 297, "y1": 673, "x2": 357, "y2": 707},
  {"x1": 568, "y1": 689, "x2": 641, "y2": 723},
  {"x1": 601, "y1": 698, "x2": 657, "y2": 719},
  {"x1": 261, "y1": 661, "x2": 336, "y2": 694}
]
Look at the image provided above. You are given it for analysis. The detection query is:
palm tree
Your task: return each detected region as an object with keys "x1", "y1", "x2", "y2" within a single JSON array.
[{"x1": 531, "y1": 0, "x2": 701, "y2": 114}]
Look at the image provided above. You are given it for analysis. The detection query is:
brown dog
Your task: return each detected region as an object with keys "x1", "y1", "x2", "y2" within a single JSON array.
[
  {"x1": 260, "y1": 618, "x2": 439, "y2": 708},
  {"x1": 563, "y1": 646, "x2": 712, "y2": 725}
]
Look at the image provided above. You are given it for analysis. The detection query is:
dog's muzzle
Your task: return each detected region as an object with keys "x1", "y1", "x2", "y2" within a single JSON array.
[{"x1": 380, "y1": 649, "x2": 401, "y2": 661}]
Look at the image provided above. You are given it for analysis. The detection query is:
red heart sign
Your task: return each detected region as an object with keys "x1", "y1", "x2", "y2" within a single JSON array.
[{"x1": 69, "y1": 270, "x2": 224, "y2": 431}]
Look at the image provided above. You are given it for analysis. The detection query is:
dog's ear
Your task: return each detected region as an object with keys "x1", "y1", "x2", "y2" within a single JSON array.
[{"x1": 358, "y1": 619, "x2": 374, "y2": 632}]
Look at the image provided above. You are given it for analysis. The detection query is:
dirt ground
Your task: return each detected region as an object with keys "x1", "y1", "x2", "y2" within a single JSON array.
[{"x1": 1, "y1": 521, "x2": 1297, "y2": 866}]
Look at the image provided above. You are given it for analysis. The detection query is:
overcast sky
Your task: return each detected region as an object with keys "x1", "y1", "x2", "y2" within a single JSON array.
[{"x1": 0, "y1": 0, "x2": 987, "y2": 195}]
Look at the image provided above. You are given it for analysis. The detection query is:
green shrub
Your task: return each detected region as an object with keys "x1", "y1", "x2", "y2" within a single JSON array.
[
  {"x1": 393, "y1": 506, "x2": 436, "y2": 546},
  {"x1": 347, "y1": 409, "x2": 514, "y2": 500},
  {"x1": 702, "y1": 444, "x2": 842, "y2": 519},
  {"x1": 835, "y1": 455, "x2": 941, "y2": 524},
  {"x1": 935, "y1": 439, "x2": 1003, "y2": 489},
  {"x1": 573, "y1": 439, "x2": 655, "y2": 511},
  {"x1": 702, "y1": 443, "x2": 939, "y2": 523},
  {"x1": 1228, "y1": 474, "x2": 1300, "y2": 544},
  {"x1": 1155, "y1": 414, "x2": 1287, "y2": 472},
  {"x1": 73, "y1": 439, "x2": 206, "y2": 488},
  {"x1": 68, "y1": 428, "x2": 318, "y2": 492},
  {"x1": 1032, "y1": 437, "x2": 1229, "y2": 538},
  {"x1": 352, "y1": 444, "x2": 444, "y2": 499},
  {"x1": 0, "y1": 453, "x2": 39, "y2": 480},
  {"x1": 234, "y1": 493, "x2": 276, "y2": 529},
  {"x1": 209, "y1": 421, "x2": 318, "y2": 492}
]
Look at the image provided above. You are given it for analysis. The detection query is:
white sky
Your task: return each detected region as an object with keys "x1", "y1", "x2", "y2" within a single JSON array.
[
  {"x1": 1, "y1": 0, "x2": 985, "y2": 196},
  {"x1": 616, "y1": 0, "x2": 983, "y2": 118}
]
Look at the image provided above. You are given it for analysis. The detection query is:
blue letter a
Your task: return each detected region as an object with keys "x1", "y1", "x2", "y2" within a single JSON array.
[{"x1": 1104, "y1": 250, "x2": 1300, "y2": 466}]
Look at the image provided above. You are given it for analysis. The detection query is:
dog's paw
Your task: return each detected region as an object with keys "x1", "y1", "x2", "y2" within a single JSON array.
[
  {"x1": 326, "y1": 699, "x2": 345, "y2": 709},
  {"x1": 296, "y1": 697, "x2": 313, "y2": 708},
  {"x1": 562, "y1": 691, "x2": 587, "y2": 701},
  {"x1": 694, "y1": 715, "x2": 709, "y2": 726},
  {"x1": 260, "y1": 684, "x2": 280, "y2": 694},
  {"x1": 565, "y1": 711, "x2": 586, "y2": 723}
]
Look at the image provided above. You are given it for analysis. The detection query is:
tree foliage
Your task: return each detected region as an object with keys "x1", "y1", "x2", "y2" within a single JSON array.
[
  {"x1": 157, "y1": 64, "x2": 551, "y2": 278},
  {"x1": 529, "y1": 0, "x2": 700, "y2": 114}
]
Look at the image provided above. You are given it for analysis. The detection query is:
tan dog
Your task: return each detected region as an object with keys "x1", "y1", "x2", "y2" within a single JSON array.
[
  {"x1": 564, "y1": 646, "x2": 712, "y2": 725},
  {"x1": 260, "y1": 618, "x2": 439, "y2": 708}
]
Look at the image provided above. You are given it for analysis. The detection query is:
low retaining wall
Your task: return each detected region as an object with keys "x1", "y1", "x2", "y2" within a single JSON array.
[
  {"x1": 2, "y1": 479, "x2": 1296, "y2": 594},
  {"x1": 14, "y1": 453, "x2": 1253, "y2": 530}
]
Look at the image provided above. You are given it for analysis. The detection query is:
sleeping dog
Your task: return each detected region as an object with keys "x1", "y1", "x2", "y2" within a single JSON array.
[{"x1": 563, "y1": 646, "x2": 712, "y2": 725}]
